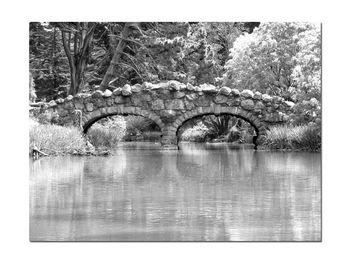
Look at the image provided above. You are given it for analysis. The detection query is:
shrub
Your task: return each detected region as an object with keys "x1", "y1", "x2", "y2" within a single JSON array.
[
  {"x1": 264, "y1": 124, "x2": 321, "y2": 151},
  {"x1": 29, "y1": 120, "x2": 89, "y2": 155},
  {"x1": 87, "y1": 116, "x2": 126, "y2": 148},
  {"x1": 181, "y1": 122, "x2": 209, "y2": 142}
]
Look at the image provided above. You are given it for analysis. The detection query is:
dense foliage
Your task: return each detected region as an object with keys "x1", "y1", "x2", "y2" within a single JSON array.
[
  {"x1": 29, "y1": 22, "x2": 321, "y2": 151},
  {"x1": 223, "y1": 22, "x2": 321, "y2": 124}
]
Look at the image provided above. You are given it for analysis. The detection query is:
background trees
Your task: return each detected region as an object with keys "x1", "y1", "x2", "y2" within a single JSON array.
[
  {"x1": 222, "y1": 22, "x2": 321, "y2": 124},
  {"x1": 29, "y1": 22, "x2": 321, "y2": 127}
]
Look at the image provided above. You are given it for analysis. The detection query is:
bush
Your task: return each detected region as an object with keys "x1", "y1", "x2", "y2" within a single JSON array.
[
  {"x1": 29, "y1": 120, "x2": 89, "y2": 155},
  {"x1": 87, "y1": 116, "x2": 126, "y2": 148},
  {"x1": 181, "y1": 122, "x2": 209, "y2": 142},
  {"x1": 264, "y1": 124, "x2": 321, "y2": 151}
]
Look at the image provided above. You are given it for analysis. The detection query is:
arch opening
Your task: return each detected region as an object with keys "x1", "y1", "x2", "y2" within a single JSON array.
[
  {"x1": 84, "y1": 113, "x2": 163, "y2": 148},
  {"x1": 176, "y1": 113, "x2": 259, "y2": 145}
]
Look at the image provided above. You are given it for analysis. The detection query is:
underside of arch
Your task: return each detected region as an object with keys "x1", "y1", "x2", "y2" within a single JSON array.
[
  {"x1": 161, "y1": 106, "x2": 267, "y2": 148},
  {"x1": 82, "y1": 106, "x2": 165, "y2": 133}
]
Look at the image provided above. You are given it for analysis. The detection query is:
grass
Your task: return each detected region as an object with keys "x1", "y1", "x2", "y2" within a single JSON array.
[
  {"x1": 86, "y1": 116, "x2": 126, "y2": 148},
  {"x1": 29, "y1": 119, "x2": 91, "y2": 156},
  {"x1": 87, "y1": 124, "x2": 124, "y2": 148},
  {"x1": 263, "y1": 124, "x2": 321, "y2": 152}
]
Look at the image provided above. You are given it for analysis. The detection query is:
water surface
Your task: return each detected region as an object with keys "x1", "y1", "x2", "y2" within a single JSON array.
[{"x1": 30, "y1": 142, "x2": 321, "y2": 241}]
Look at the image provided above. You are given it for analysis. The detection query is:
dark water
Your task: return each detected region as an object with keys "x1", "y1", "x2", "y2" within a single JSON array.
[{"x1": 30, "y1": 142, "x2": 321, "y2": 241}]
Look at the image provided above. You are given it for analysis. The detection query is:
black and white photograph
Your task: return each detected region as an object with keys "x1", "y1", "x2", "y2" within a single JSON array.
[
  {"x1": 29, "y1": 21, "x2": 321, "y2": 242},
  {"x1": 3, "y1": 0, "x2": 350, "y2": 262}
]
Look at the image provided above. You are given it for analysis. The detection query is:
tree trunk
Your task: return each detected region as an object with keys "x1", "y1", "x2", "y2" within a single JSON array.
[
  {"x1": 99, "y1": 23, "x2": 132, "y2": 91},
  {"x1": 61, "y1": 23, "x2": 96, "y2": 96}
]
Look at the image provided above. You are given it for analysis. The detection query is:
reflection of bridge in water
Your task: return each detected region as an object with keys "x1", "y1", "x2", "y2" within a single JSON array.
[
  {"x1": 33, "y1": 81, "x2": 294, "y2": 149},
  {"x1": 30, "y1": 144, "x2": 320, "y2": 241}
]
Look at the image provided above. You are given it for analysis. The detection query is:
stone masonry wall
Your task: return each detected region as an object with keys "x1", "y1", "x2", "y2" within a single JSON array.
[{"x1": 36, "y1": 81, "x2": 294, "y2": 147}]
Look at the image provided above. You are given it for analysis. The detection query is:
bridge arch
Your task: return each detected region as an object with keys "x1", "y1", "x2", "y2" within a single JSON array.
[
  {"x1": 82, "y1": 106, "x2": 165, "y2": 133},
  {"x1": 161, "y1": 106, "x2": 267, "y2": 148}
]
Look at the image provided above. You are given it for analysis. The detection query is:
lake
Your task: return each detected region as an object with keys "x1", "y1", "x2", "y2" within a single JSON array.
[{"x1": 30, "y1": 142, "x2": 321, "y2": 241}]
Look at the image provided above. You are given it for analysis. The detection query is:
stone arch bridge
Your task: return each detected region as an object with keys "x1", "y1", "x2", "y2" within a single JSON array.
[{"x1": 34, "y1": 81, "x2": 294, "y2": 149}]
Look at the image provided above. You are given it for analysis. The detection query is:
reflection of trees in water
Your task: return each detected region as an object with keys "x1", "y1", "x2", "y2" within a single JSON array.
[{"x1": 30, "y1": 147, "x2": 321, "y2": 241}]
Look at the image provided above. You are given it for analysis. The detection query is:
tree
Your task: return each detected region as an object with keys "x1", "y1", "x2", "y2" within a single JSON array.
[
  {"x1": 57, "y1": 22, "x2": 97, "y2": 95},
  {"x1": 99, "y1": 22, "x2": 134, "y2": 91},
  {"x1": 223, "y1": 22, "x2": 321, "y2": 124},
  {"x1": 29, "y1": 22, "x2": 69, "y2": 101}
]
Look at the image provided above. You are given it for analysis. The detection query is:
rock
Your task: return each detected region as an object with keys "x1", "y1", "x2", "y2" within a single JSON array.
[
  {"x1": 76, "y1": 93, "x2": 91, "y2": 99},
  {"x1": 184, "y1": 100, "x2": 195, "y2": 110},
  {"x1": 92, "y1": 90, "x2": 103, "y2": 98},
  {"x1": 253, "y1": 91, "x2": 262, "y2": 100},
  {"x1": 56, "y1": 98, "x2": 64, "y2": 104},
  {"x1": 114, "y1": 96, "x2": 128, "y2": 104},
  {"x1": 214, "y1": 95, "x2": 228, "y2": 104},
  {"x1": 174, "y1": 91, "x2": 186, "y2": 99},
  {"x1": 241, "y1": 99, "x2": 255, "y2": 110},
  {"x1": 255, "y1": 101, "x2": 265, "y2": 110},
  {"x1": 166, "y1": 99, "x2": 185, "y2": 110},
  {"x1": 131, "y1": 84, "x2": 142, "y2": 93},
  {"x1": 262, "y1": 94, "x2": 272, "y2": 102},
  {"x1": 227, "y1": 98, "x2": 241, "y2": 106},
  {"x1": 73, "y1": 101, "x2": 84, "y2": 110},
  {"x1": 186, "y1": 83, "x2": 195, "y2": 90},
  {"x1": 131, "y1": 96, "x2": 143, "y2": 106},
  {"x1": 218, "y1": 86, "x2": 231, "y2": 96},
  {"x1": 161, "y1": 110, "x2": 177, "y2": 119},
  {"x1": 241, "y1": 89, "x2": 254, "y2": 98},
  {"x1": 143, "y1": 82, "x2": 154, "y2": 90},
  {"x1": 200, "y1": 83, "x2": 217, "y2": 93},
  {"x1": 168, "y1": 80, "x2": 182, "y2": 91},
  {"x1": 151, "y1": 99, "x2": 165, "y2": 110},
  {"x1": 103, "y1": 89, "x2": 112, "y2": 97},
  {"x1": 48, "y1": 100, "x2": 57, "y2": 107},
  {"x1": 112, "y1": 88, "x2": 122, "y2": 95},
  {"x1": 122, "y1": 84, "x2": 132, "y2": 96},
  {"x1": 185, "y1": 94, "x2": 198, "y2": 101},
  {"x1": 85, "y1": 103, "x2": 94, "y2": 112},
  {"x1": 143, "y1": 94, "x2": 152, "y2": 102},
  {"x1": 66, "y1": 95, "x2": 74, "y2": 101},
  {"x1": 231, "y1": 89, "x2": 240, "y2": 96},
  {"x1": 272, "y1": 96, "x2": 281, "y2": 103},
  {"x1": 106, "y1": 97, "x2": 114, "y2": 106},
  {"x1": 194, "y1": 96, "x2": 210, "y2": 107},
  {"x1": 284, "y1": 101, "x2": 295, "y2": 108}
]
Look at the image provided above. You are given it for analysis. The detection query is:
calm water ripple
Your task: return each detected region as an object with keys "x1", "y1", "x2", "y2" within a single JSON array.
[{"x1": 30, "y1": 142, "x2": 321, "y2": 241}]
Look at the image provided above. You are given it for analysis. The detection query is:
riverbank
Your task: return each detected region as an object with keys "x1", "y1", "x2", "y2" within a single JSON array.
[
  {"x1": 263, "y1": 125, "x2": 321, "y2": 152},
  {"x1": 29, "y1": 119, "x2": 110, "y2": 158},
  {"x1": 29, "y1": 119, "x2": 321, "y2": 158}
]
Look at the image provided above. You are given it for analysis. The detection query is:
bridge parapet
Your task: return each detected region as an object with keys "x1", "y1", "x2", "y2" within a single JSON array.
[{"x1": 34, "y1": 81, "x2": 294, "y2": 148}]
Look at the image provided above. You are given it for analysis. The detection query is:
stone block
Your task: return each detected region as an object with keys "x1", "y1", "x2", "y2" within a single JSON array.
[
  {"x1": 122, "y1": 84, "x2": 132, "y2": 96},
  {"x1": 241, "y1": 89, "x2": 254, "y2": 99},
  {"x1": 131, "y1": 84, "x2": 142, "y2": 93},
  {"x1": 185, "y1": 94, "x2": 198, "y2": 101},
  {"x1": 165, "y1": 99, "x2": 185, "y2": 110},
  {"x1": 112, "y1": 88, "x2": 122, "y2": 96},
  {"x1": 174, "y1": 91, "x2": 186, "y2": 99},
  {"x1": 253, "y1": 91, "x2": 262, "y2": 100},
  {"x1": 184, "y1": 100, "x2": 195, "y2": 110},
  {"x1": 151, "y1": 99, "x2": 165, "y2": 110},
  {"x1": 103, "y1": 89, "x2": 112, "y2": 97},
  {"x1": 218, "y1": 86, "x2": 231, "y2": 96},
  {"x1": 214, "y1": 94, "x2": 228, "y2": 104},
  {"x1": 92, "y1": 90, "x2": 103, "y2": 98},
  {"x1": 85, "y1": 103, "x2": 94, "y2": 112},
  {"x1": 199, "y1": 83, "x2": 217, "y2": 93},
  {"x1": 241, "y1": 99, "x2": 255, "y2": 110},
  {"x1": 262, "y1": 94, "x2": 272, "y2": 102},
  {"x1": 194, "y1": 96, "x2": 210, "y2": 107},
  {"x1": 231, "y1": 89, "x2": 240, "y2": 96}
]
